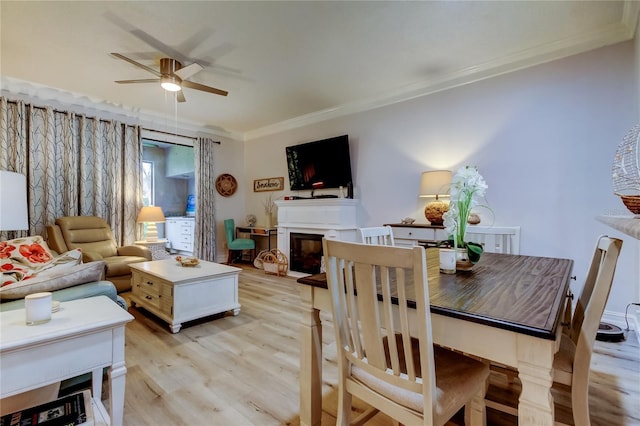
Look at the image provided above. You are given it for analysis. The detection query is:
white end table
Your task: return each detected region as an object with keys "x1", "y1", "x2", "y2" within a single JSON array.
[
  {"x1": 0, "y1": 296, "x2": 134, "y2": 426},
  {"x1": 134, "y1": 239, "x2": 170, "y2": 260}
]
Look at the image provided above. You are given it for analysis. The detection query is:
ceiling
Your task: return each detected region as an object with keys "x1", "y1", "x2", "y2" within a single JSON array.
[{"x1": 1, "y1": 1, "x2": 638, "y2": 140}]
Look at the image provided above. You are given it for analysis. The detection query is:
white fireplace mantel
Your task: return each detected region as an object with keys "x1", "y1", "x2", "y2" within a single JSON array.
[{"x1": 276, "y1": 198, "x2": 360, "y2": 276}]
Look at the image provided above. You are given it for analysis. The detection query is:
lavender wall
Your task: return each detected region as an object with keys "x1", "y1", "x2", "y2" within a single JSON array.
[{"x1": 244, "y1": 41, "x2": 639, "y2": 326}]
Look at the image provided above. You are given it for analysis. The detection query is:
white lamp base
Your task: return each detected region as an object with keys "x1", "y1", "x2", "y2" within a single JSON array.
[{"x1": 145, "y1": 222, "x2": 159, "y2": 242}]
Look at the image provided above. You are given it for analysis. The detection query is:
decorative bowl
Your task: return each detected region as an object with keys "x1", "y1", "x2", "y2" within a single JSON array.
[
  {"x1": 176, "y1": 256, "x2": 200, "y2": 267},
  {"x1": 617, "y1": 194, "x2": 640, "y2": 215}
]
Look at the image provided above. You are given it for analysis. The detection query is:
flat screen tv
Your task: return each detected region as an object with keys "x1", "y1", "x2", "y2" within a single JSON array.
[{"x1": 286, "y1": 135, "x2": 353, "y2": 191}]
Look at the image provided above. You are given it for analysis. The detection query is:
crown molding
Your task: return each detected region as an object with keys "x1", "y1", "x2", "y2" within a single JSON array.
[{"x1": 244, "y1": 15, "x2": 637, "y2": 141}]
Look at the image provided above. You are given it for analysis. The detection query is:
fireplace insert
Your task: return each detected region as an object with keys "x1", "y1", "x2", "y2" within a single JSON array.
[{"x1": 290, "y1": 232, "x2": 323, "y2": 274}]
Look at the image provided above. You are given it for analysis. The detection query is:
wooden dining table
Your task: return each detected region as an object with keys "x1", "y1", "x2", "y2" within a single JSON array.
[{"x1": 296, "y1": 248, "x2": 574, "y2": 426}]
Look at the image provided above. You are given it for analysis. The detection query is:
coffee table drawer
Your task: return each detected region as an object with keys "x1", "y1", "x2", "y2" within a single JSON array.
[
  {"x1": 132, "y1": 272, "x2": 171, "y2": 296},
  {"x1": 132, "y1": 272, "x2": 173, "y2": 314}
]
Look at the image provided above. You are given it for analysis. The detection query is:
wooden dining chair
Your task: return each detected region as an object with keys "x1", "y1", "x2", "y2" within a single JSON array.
[
  {"x1": 358, "y1": 226, "x2": 395, "y2": 246},
  {"x1": 322, "y1": 238, "x2": 489, "y2": 426},
  {"x1": 553, "y1": 235, "x2": 623, "y2": 425},
  {"x1": 486, "y1": 235, "x2": 623, "y2": 425}
]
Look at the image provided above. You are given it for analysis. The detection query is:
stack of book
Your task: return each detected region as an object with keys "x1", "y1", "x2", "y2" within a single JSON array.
[{"x1": 1, "y1": 390, "x2": 93, "y2": 426}]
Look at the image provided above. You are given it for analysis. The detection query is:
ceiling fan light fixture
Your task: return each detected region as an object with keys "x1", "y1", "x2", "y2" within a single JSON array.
[{"x1": 161, "y1": 76, "x2": 181, "y2": 92}]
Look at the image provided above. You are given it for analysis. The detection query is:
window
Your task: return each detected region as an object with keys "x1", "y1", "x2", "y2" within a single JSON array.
[{"x1": 142, "y1": 161, "x2": 154, "y2": 206}]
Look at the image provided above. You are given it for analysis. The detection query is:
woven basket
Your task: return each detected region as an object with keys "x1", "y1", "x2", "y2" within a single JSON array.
[
  {"x1": 263, "y1": 249, "x2": 288, "y2": 276},
  {"x1": 617, "y1": 194, "x2": 640, "y2": 214}
]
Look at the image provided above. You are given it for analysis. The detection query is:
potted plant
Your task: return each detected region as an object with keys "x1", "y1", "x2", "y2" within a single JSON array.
[{"x1": 442, "y1": 166, "x2": 489, "y2": 270}]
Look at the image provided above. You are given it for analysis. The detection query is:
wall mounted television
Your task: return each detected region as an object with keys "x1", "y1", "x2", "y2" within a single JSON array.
[{"x1": 286, "y1": 135, "x2": 353, "y2": 192}]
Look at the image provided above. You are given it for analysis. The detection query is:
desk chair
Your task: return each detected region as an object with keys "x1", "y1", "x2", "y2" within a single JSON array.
[
  {"x1": 487, "y1": 235, "x2": 623, "y2": 425},
  {"x1": 323, "y1": 239, "x2": 489, "y2": 426},
  {"x1": 224, "y1": 219, "x2": 256, "y2": 264},
  {"x1": 358, "y1": 226, "x2": 395, "y2": 246}
]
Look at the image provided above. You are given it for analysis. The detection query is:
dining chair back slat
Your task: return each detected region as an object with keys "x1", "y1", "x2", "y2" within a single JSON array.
[
  {"x1": 323, "y1": 238, "x2": 489, "y2": 425},
  {"x1": 358, "y1": 226, "x2": 395, "y2": 246}
]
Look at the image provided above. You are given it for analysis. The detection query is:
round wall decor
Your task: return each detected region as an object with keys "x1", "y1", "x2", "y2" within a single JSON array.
[{"x1": 215, "y1": 173, "x2": 238, "y2": 197}]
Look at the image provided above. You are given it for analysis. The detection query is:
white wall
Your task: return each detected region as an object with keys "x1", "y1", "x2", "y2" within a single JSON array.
[
  {"x1": 212, "y1": 134, "x2": 246, "y2": 261},
  {"x1": 244, "y1": 41, "x2": 639, "y2": 328}
]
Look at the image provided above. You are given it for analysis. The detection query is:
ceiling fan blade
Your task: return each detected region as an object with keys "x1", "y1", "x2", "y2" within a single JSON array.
[
  {"x1": 177, "y1": 91, "x2": 186, "y2": 103},
  {"x1": 111, "y1": 53, "x2": 161, "y2": 77},
  {"x1": 174, "y1": 63, "x2": 203, "y2": 80},
  {"x1": 181, "y1": 80, "x2": 228, "y2": 97},
  {"x1": 115, "y1": 79, "x2": 160, "y2": 84}
]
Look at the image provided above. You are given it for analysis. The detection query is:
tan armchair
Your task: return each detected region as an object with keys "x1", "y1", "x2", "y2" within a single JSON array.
[{"x1": 47, "y1": 216, "x2": 151, "y2": 293}]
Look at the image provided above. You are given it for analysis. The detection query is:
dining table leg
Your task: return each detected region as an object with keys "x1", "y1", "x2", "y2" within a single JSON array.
[
  {"x1": 299, "y1": 285, "x2": 323, "y2": 426},
  {"x1": 516, "y1": 335, "x2": 556, "y2": 425}
]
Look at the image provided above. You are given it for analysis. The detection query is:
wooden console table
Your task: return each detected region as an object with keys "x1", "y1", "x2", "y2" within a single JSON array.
[
  {"x1": 236, "y1": 226, "x2": 277, "y2": 251},
  {"x1": 385, "y1": 223, "x2": 521, "y2": 254},
  {"x1": 0, "y1": 296, "x2": 134, "y2": 426}
]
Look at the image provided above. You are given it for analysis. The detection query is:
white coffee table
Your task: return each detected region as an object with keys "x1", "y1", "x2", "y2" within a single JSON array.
[
  {"x1": 0, "y1": 296, "x2": 134, "y2": 426},
  {"x1": 129, "y1": 258, "x2": 242, "y2": 333}
]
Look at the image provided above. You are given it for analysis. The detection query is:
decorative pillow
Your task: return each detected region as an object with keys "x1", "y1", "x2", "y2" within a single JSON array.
[
  {"x1": 0, "y1": 261, "x2": 106, "y2": 300},
  {"x1": 0, "y1": 236, "x2": 54, "y2": 267},
  {"x1": 1, "y1": 248, "x2": 82, "y2": 287}
]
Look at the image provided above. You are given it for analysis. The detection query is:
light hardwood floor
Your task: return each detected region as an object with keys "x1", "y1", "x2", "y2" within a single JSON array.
[{"x1": 118, "y1": 265, "x2": 640, "y2": 425}]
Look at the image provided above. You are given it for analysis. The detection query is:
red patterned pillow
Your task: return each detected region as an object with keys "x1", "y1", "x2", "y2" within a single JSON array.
[
  {"x1": 0, "y1": 236, "x2": 54, "y2": 267},
  {"x1": 0, "y1": 237, "x2": 83, "y2": 288}
]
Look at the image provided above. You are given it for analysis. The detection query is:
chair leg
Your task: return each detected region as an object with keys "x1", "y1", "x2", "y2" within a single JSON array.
[
  {"x1": 336, "y1": 387, "x2": 352, "y2": 426},
  {"x1": 227, "y1": 250, "x2": 233, "y2": 265}
]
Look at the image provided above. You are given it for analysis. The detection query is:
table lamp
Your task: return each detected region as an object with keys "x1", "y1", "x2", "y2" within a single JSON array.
[
  {"x1": 0, "y1": 170, "x2": 29, "y2": 233},
  {"x1": 419, "y1": 170, "x2": 452, "y2": 225},
  {"x1": 137, "y1": 206, "x2": 165, "y2": 242}
]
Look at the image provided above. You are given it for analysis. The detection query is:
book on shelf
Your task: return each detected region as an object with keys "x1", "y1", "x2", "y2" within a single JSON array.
[{"x1": 1, "y1": 390, "x2": 92, "y2": 426}]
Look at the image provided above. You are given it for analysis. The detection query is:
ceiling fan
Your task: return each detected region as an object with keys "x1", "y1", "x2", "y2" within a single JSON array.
[{"x1": 111, "y1": 52, "x2": 228, "y2": 102}]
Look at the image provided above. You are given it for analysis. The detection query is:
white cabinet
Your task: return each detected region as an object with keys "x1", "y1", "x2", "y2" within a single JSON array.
[
  {"x1": 386, "y1": 223, "x2": 521, "y2": 254},
  {"x1": 385, "y1": 224, "x2": 447, "y2": 247},
  {"x1": 166, "y1": 217, "x2": 195, "y2": 254}
]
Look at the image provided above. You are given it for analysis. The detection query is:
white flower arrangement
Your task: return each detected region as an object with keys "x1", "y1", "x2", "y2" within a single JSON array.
[{"x1": 442, "y1": 166, "x2": 489, "y2": 263}]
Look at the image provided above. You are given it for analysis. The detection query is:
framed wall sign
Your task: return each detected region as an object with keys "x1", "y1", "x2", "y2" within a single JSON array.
[{"x1": 254, "y1": 177, "x2": 284, "y2": 192}]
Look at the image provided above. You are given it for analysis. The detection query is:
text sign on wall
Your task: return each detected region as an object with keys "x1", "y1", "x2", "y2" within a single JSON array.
[{"x1": 253, "y1": 177, "x2": 284, "y2": 192}]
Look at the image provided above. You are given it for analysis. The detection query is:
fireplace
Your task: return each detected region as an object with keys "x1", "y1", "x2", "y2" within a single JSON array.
[
  {"x1": 290, "y1": 233, "x2": 323, "y2": 274},
  {"x1": 275, "y1": 198, "x2": 360, "y2": 276}
]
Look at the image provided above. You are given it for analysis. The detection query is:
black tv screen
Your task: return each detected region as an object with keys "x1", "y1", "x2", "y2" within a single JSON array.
[{"x1": 286, "y1": 135, "x2": 353, "y2": 191}]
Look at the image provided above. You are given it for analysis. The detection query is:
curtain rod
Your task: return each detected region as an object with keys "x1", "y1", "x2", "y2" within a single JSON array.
[
  {"x1": 141, "y1": 127, "x2": 222, "y2": 144},
  {"x1": 3, "y1": 99, "x2": 221, "y2": 145}
]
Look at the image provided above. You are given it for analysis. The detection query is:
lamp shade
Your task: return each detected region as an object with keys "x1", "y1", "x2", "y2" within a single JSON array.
[
  {"x1": 0, "y1": 171, "x2": 29, "y2": 231},
  {"x1": 419, "y1": 170, "x2": 452, "y2": 198},
  {"x1": 137, "y1": 206, "x2": 166, "y2": 223}
]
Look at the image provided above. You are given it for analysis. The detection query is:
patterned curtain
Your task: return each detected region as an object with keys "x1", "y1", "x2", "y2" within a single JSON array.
[
  {"x1": 193, "y1": 137, "x2": 217, "y2": 261},
  {"x1": 0, "y1": 97, "x2": 141, "y2": 244}
]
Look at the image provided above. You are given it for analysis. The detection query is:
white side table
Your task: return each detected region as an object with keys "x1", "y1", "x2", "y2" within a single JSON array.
[
  {"x1": 135, "y1": 239, "x2": 170, "y2": 260},
  {"x1": 0, "y1": 296, "x2": 134, "y2": 426}
]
